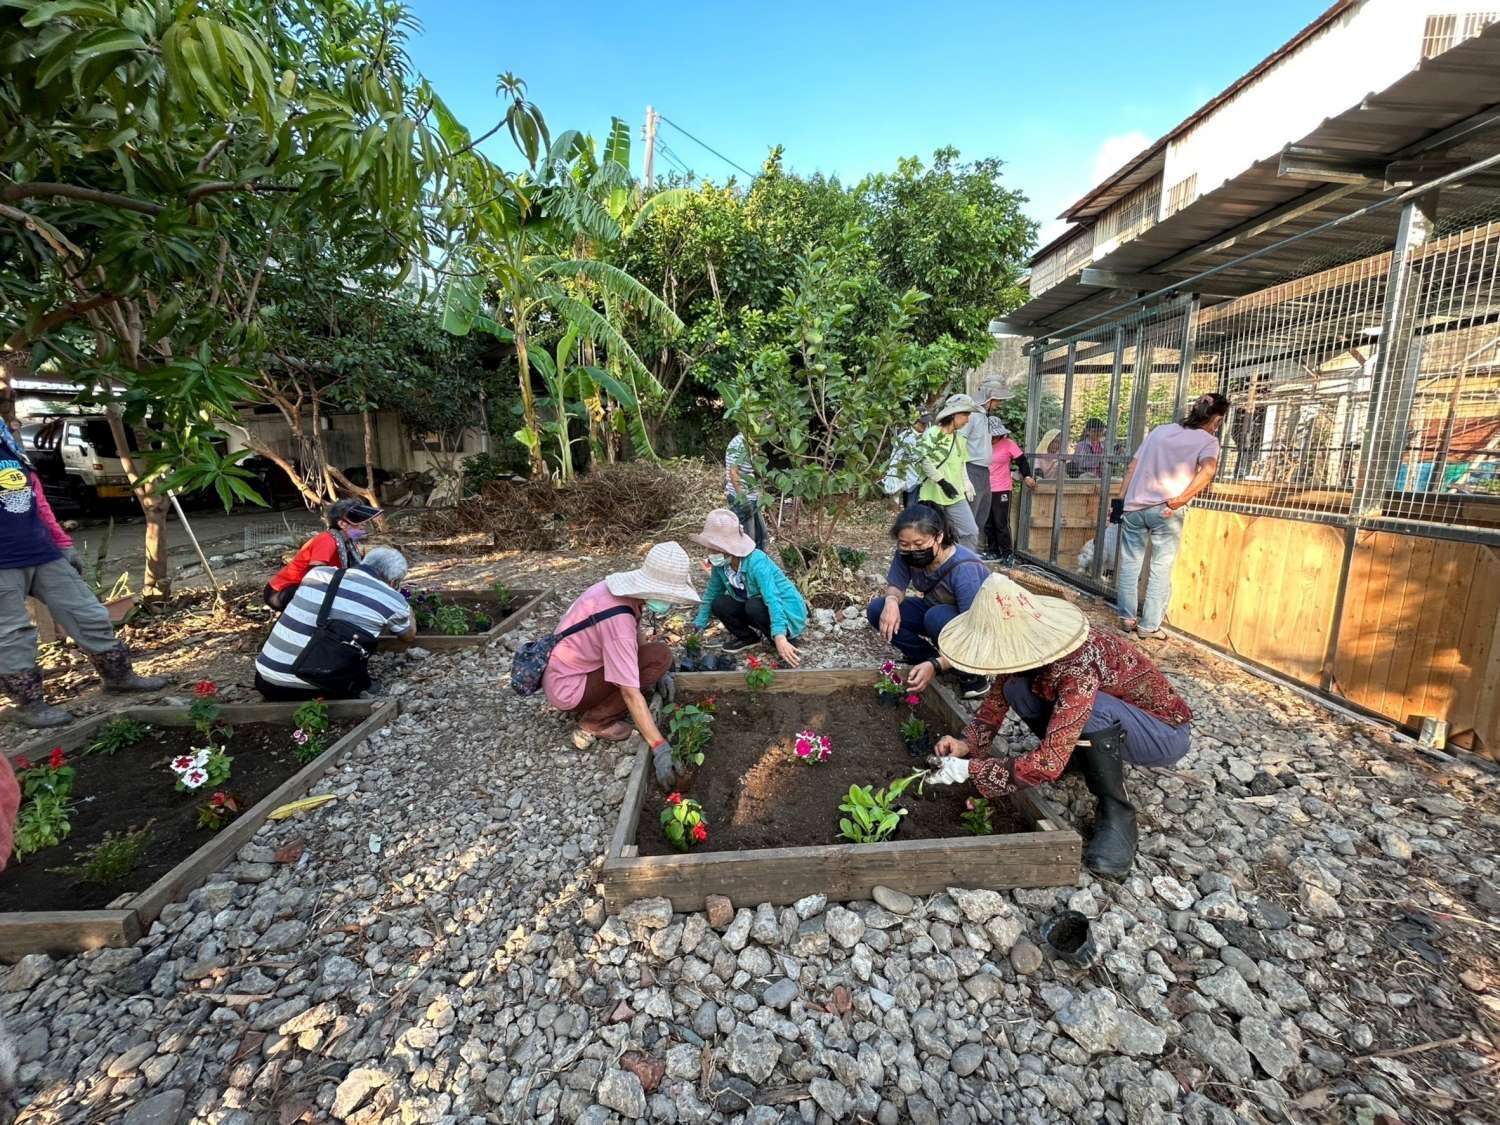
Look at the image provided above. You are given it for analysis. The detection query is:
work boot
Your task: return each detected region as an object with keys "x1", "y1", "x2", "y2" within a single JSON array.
[
  {"x1": 1070, "y1": 722, "x2": 1138, "y2": 878},
  {"x1": 0, "y1": 669, "x2": 75, "y2": 728},
  {"x1": 89, "y1": 645, "x2": 169, "y2": 693}
]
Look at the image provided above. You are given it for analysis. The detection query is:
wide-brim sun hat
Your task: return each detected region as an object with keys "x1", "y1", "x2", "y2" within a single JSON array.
[
  {"x1": 605, "y1": 541, "x2": 701, "y2": 605},
  {"x1": 329, "y1": 498, "x2": 383, "y2": 524},
  {"x1": 691, "y1": 508, "x2": 756, "y2": 557},
  {"x1": 938, "y1": 573, "x2": 1089, "y2": 675},
  {"x1": 936, "y1": 393, "x2": 979, "y2": 423},
  {"x1": 978, "y1": 380, "x2": 1013, "y2": 403},
  {"x1": 1039, "y1": 427, "x2": 1061, "y2": 452}
]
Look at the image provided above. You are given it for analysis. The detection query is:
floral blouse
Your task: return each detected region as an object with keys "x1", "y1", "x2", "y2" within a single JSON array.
[{"x1": 964, "y1": 628, "x2": 1192, "y2": 798}]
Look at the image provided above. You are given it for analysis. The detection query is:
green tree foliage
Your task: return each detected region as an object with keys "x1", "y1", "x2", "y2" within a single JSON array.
[{"x1": 0, "y1": 0, "x2": 447, "y2": 591}]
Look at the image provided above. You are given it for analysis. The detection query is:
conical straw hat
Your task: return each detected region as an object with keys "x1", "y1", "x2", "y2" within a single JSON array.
[{"x1": 938, "y1": 573, "x2": 1089, "y2": 675}]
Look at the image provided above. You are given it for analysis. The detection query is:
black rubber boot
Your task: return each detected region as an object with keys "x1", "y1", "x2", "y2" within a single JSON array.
[
  {"x1": 0, "y1": 669, "x2": 75, "y2": 728},
  {"x1": 1070, "y1": 722, "x2": 1138, "y2": 879},
  {"x1": 88, "y1": 645, "x2": 168, "y2": 693}
]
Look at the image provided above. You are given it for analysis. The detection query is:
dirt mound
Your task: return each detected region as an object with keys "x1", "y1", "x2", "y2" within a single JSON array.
[{"x1": 419, "y1": 461, "x2": 707, "y2": 551}]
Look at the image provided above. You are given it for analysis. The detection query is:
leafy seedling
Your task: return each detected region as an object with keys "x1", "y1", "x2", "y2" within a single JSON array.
[
  {"x1": 86, "y1": 717, "x2": 150, "y2": 756},
  {"x1": 50, "y1": 822, "x2": 153, "y2": 884}
]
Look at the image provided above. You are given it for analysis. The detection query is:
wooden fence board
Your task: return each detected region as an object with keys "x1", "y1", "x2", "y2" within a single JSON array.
[
  {"x1": 1229, "y1": 518, "x2": 1342, "y2": 685},
  {"x1": 1168, "y1": 509, "x2": 1247, "y2": 648}
]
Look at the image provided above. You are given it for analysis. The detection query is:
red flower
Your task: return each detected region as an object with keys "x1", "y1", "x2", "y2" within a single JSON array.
[
  {"x1": 193, "y1": 680, "x2": 217, "y2": 698},
  {"x1": 210, "y1": 792, "x2": 227, "y2": 807},
  {"x1": 702, "y1": 696, "x2": 716, "y2": 708},
  {"x1": 14, "y1": 757, "x2": 30, "y2": 771},
  {"x1": 666, "y1": 792, "x2": 682, "y2": 805},
  {"x1": 905, "y1": 694, "x2": 921, "y2": 706},
  {"x1": 746, "y1": 655, "x2": 761, "y2": 670},
  {"x1": 48, "y1": 747, "x2": 65, "y2": 769},
  {"x1": 691, "y1": 822, "x2": 708, "y2": 843}
]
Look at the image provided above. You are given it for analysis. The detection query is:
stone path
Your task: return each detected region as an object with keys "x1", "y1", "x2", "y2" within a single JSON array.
[{"x1": 4, "y1": 588, "x2": 1497, "y2": 1125}]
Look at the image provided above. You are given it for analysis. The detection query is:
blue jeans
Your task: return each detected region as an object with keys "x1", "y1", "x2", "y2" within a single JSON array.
[
  {"x1": 1115, "y1": 506, "x2": 1186, "y2": 633},
  {"x1": 1003, "y1": 675, "x2": 1191, "y2": 768},
  {"x1": 865, "y1": 595, "x2": 959, "y2": 665}
]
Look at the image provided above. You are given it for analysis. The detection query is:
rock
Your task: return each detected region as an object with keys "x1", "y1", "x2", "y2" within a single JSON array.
[
  {"x1": 4, "y1": 953, "x2": 51, "y2": 992},
  {"x1": 107, "y1": 1042, "x2": 157, "y2": 1077},
  {"x1": 751, "y1": 903, "x2": 780, "y2": 945},
  {"x1": 1238, "y1": 1016, "x2": 1298, "y2": 1080},
  {"x1": 122, "y1": 1090, "x2": 187, "y2": 1125},
  {"x1": 257, "y1": 919, "x2": 309, "y2": 952},
  {"x1": 824, "y1": 905, "x2": 865, "y2": 949},
  {"x1": 948, "y1": 886, "x2": 1007, "y2": 924},
  {"x1": 1298, "y1": 884, "x2": 1344, "y2": 919},
  {"x1": 666, "y1": 1044, "x2": 700, "y2": 1080},
  {"x1": 722, "y1": 909, "x2": 753, "y2": 952},
  {"x1": 951, "y1": 1043, "x2": 985, "y2": 1077},
  {"x1": 252, "y1": 998, "x2": 308, "y2": 1032},
  {"x1": 762, "y1": 978, "x2": 798, "y2": 1010},
  {"x1": 333, "y1": 1067, "x2": 392, "y2": 1118},
  {"x1": 1152, "y1": 875, "x2": 1195, "y2": 910},
  {"x1": 724, "y1": 1025, "x2": 779, "y2": 1083},
  {"x1": 790, "y1": 917, "x2": 829, "y2": 957},
  {"x1": 962, "y1": 971, "x2": 1002, "y2": 1005},
  {"x1": 1009, "y1": 939, "x2": 1043, "y2": 975},
  {"x1": 596, "y1": 1069, "x2": 647, "y2": 1118},
  {"x1": 1116, "y1": 1010, "x2": 1168, "y2": 1057},
  {"x1": 809, "y1": 1077, "x2": 849, "y2": 1119},
  {"x1": 793, "y1": 893, "x2": 827, "y2": 920},
  {"x1": 1182, "y1": 1013, "x2": 1253, "y2": 1084},
  {"x1": 1056, "y1": 988, "x2": 1122, "y2": 1055},
  {"x1": 983, "y1": 906, "x2": 1025, "y2": 954},
  {"x1": 704, "y1": 895, "x2": 734, "y2": 929},
  {"x1": 1375, "y1": 827, "x2": 1413, "y2": 861},
  {"x1": 1198, "y1": 967, "x2": 1262, "y2": 1018},
  {"x1": 872, "y1": 885, "x2": 914, "y2": 914},
  {"x1": 620, "y1": 897, "x2": 673, "y2": 934}
]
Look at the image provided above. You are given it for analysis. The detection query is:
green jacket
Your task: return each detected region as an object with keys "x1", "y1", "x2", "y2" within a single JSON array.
[
  {"x1": 917, "y1": 427, "x2": 968, "y2": 504},
  {"x1": 694, "y1": 549, "x2": 808, "y2": 639}
]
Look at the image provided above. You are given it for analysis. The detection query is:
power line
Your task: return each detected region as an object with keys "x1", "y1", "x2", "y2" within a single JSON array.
[
  {"x1": 655, "y1": 140, "x2": 695, "y2": 181},
  {"x1": 657, "y1": 114, "x2": 757, "y2": 180}
]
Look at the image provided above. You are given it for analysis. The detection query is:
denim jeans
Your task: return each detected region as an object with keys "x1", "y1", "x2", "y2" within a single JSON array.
[
  {"x1": 1115, "y1": 506, "x2": 1186, "y2": 632},
  {"x1": 865, "y1": 595, "x2": 959, "y2": 665},
  {"x1": 1003, "y1": 675, "x2": 1191, "y2": 768}
]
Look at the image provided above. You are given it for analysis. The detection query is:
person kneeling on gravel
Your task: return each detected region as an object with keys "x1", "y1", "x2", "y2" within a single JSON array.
[
  {"x1": 920, "y1": 573, "x2": 1193, "y2": 878},
  {"x1": 542, "y1": 543, "x2": 699, "y2": 784},
  {"x1": 0, "y1": 418, "x2": 166, "y2": 728}
]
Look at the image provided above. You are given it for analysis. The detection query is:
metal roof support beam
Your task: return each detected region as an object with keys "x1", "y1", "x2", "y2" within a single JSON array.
[
  {"x1": 1150, "y1": 181, "x2": 1369, "y2": 274},
  {"x1": 1352, "y1": 190, "x2": 1439, "y2": 517},
  {"x1": 1017, "y1": 350, "x2": 1043, "y2": 556},
  {"x1": 1090, "y1": 326, "x2": 1127, "y2": 585},
  {"x1": 1279, "y1": 146, "x2": 1388, "y2": 183},
  {"x1": 1049, "y1": 341, "x2": 1078, "y2": 564},
  {"x1": 1079, "y1": 268, "x2": 1250, "y2": 299}
]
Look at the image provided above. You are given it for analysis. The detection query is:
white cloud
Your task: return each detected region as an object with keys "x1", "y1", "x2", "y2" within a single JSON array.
[{"x1": 1091, "y1": 130, "x2": 1151, "y2": 187}]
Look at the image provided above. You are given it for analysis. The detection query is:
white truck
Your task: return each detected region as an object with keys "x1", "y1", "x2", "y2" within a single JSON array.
[{"x1": 21, "y1": 414, "x2": 138, "y2": 510}]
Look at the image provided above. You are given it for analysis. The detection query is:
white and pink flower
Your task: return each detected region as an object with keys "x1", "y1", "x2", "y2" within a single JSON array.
[
  {"x1": 292, "y1": 729, "x2": 310, "y2": 745},
  {"x1": 880, "y1": 660, "x2": 896, "y2": 675},
  {"x1": 180, "y1": 767, "x2": 208, "y2": 790},
  {"x1": 170, "y1": 749, "x2": 211, "y2": 775},
  {"x1": 792, "y1": 728, "x2": 832, "y2": 764}
]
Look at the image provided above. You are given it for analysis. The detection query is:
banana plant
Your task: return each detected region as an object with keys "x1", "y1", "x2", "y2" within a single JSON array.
[{"x1": 526, "y1": 320, "x2": 641, "y2": 480}]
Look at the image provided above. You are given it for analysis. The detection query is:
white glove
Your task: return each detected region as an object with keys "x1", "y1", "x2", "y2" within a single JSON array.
[
  {"x1": 963, "y1": 477, "x2": 976, "y2": 502},
  {"x1": 924, "y1": 756, "x2": 971, "y2": 785}
]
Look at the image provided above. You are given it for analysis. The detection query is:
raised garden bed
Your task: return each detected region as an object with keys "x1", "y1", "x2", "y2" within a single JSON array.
[
  {"x1": 602, "y1": 669, "x2": 1081, "y2": 911},
  {"x1": 379, "y1": 587, "x2": 546, "y2": 651},
  {"x1": 0, "y1": 699, "x2": 396, "y2": 960}
]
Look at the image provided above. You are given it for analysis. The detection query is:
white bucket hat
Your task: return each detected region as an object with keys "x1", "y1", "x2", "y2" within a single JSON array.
[
  {"x1": 977, "y1": 380, "x2": 1012, "y2": 404},
  {"x1": 605, "y1": 542, "x2": 701, "y2": 605},
  {"x1": 691, "y1": 508, "x2": 756, "y2": 557},
  {"x1": 936, "y1": 393, "x2": 979, "y2": 423},
  {"x1": 938, "y1": 573, "x2": 1089, "y2": 675}
]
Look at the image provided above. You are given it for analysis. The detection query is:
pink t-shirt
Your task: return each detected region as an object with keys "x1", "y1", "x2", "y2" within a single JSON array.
[
  {"x1": 990, "y1": 436, "x2": 1024, "y2": 492},
  {"x1": 1123, "y1": 423, "x2": 1220, "y2": 511},
  {"x1": 541, "y1": 581, "x2": 642, "y2": 711}
]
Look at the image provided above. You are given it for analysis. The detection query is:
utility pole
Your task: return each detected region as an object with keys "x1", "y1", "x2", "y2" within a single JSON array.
[{"x1": 642, "y1": 105, "x2": 657, "y2": 193}]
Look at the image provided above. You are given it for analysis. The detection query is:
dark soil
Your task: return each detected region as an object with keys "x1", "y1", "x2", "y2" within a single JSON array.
[
  {"x1": 636, "y1": 686, "x2": 1031, "y2": 855},
  {"x1": 0, "y1": 719, "x2": 355, "y2": 913},
  {"x1": 413, "y1": 595, "x2": 512, "y2": 636}
]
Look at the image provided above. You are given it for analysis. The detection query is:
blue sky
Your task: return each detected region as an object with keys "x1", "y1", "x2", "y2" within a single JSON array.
[{"x1": 405, "y1": 1, "x2": 1331, "y2": 246}]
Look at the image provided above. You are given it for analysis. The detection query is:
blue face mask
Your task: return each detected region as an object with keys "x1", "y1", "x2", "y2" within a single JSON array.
[
  {"x1": 644, "y1": 599, "x2": 672, "y2": 614},
  {"x1": 708, "y1": 553, "x2": 727, "y2": 568}
]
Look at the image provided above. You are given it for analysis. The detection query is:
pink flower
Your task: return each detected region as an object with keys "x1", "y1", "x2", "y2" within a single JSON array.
[
  {"x1": 181, "y1": 768, "x2": 208, "y2": 790},
  {"x1": 794, "y1": 741, "x2": 812, "y2": 759},
  {"x1": 880, "y1": 660, "x2": 896, "y2": 674},
  {"x1": 170, "y1": 755, "x2": 197, "y2": 773},
  {"x1": 965, "y1": 798, "x2": 975, "y2": 810},
  {"x1": 292, "y1": 729, "x2": 310, "y2": 745},
  {"x1": 905, "y1": 694, "x2": 921, "y2": 706}
]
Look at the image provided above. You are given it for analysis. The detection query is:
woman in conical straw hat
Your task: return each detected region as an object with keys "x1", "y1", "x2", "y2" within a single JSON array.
[
  {"x1": 921, "y1": 573, "x2": 1193, "y2": 877},
  {"x1": 689, "y1": 509, "x2": 808, "y2": 667},
  {"x1": 542, "y1": 543, "x2": 699, "y2": 786}
]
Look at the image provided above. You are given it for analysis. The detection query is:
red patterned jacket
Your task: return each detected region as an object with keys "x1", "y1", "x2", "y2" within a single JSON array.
[{"x1": 963, "y1": 627, "x2": 1191, "y2": 798}]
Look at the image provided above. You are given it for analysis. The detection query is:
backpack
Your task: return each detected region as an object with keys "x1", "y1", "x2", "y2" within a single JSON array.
[{"x1": 510, "y1": 605, "x2": 635, "y2": 696}]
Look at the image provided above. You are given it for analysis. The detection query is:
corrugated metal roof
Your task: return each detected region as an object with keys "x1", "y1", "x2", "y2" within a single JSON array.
[{"x1": 1011, "y1": 23, "x2": 1500, "y2": 338}]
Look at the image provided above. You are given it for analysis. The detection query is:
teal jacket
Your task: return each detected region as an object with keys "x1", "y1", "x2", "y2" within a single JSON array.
[{"x1": 694, "y1": 549, "x2": 808, "y2": 639}]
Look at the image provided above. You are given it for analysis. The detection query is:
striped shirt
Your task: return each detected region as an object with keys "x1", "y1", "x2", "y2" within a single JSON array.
[{"x1": 255, "y1": 565, "x2": 412, "y2": 689}]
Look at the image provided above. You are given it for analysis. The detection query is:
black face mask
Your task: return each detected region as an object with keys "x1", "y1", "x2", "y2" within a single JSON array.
[{"x1": 900, "y1": 547, "x2": 936, "y2": 568}]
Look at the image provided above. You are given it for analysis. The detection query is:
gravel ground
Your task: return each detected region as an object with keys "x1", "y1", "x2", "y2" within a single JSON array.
[{"x1": 4, "y1": 534, "x2": 1498, "y2": 1125}]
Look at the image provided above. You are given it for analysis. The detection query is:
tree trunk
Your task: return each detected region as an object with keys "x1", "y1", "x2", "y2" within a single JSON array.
[
  {"x1": 223, "y1": 423, "x2": 324, "y2": 508},
  {"x1": 0, "y1": 349, "x2": 23, "y2": 430},
  {"x1": 103, "y1": 405, "x2": 172, "y2": 599},
  {"x1": 512, "y1": 320, "x2": 547, "y2": 480},
  {"x1": 361, "y1": 410, "x2": 380, "y2": 504}
]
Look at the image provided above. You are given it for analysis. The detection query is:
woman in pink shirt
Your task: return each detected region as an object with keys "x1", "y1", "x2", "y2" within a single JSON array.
[
  {"x1": 983, "y1": 419, "x2": 1036, "y2": 564},
  {"x1": 542, "y1": 542, "x2": 700, "y2": 786}
]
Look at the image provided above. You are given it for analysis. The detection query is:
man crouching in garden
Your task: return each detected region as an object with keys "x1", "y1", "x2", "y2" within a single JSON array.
[{"x1": 920, "y1": 573, "x2": 1193, "y2": 877}]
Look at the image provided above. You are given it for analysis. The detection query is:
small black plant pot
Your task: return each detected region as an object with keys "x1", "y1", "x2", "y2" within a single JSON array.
[
  {"x1": 704, "y1": 653, "x2": 737, "y2": 672},
  {"x1": 902, "y1": 734, "x2": 932, "y2": 758},
  {"x1": 877, "y1": 693, "x2": 900, "y2": 708},
  {"x1": 677, "y1": 655, "x2": 701, "y2": 673},
  {"x1": 1041, "y1": 910, "x2": 1097, "y2": 968}
]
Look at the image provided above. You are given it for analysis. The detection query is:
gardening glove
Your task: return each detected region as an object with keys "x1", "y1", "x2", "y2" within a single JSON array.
[
  {"x1": 1108, "y1": 498, "x2": 1125, "y2": 525},
  {"x1": 937, "y1": 479, "x2": 959, "y2": 500},
  {"x1": 923, "y1": 755, "x2": 971, "y2": 786},
  {"x1": 63, "y1": 547, "x2": 84, "y2": 576},
  {"x1": 654, "y1": 671, "x2": 677, "y2": 708},
  {"x1": 963, "y1": 476, "x2": 976, "y2": 502},
  {"x1": 652, "y1": 741, "x2": 681, "y2": 789}
]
